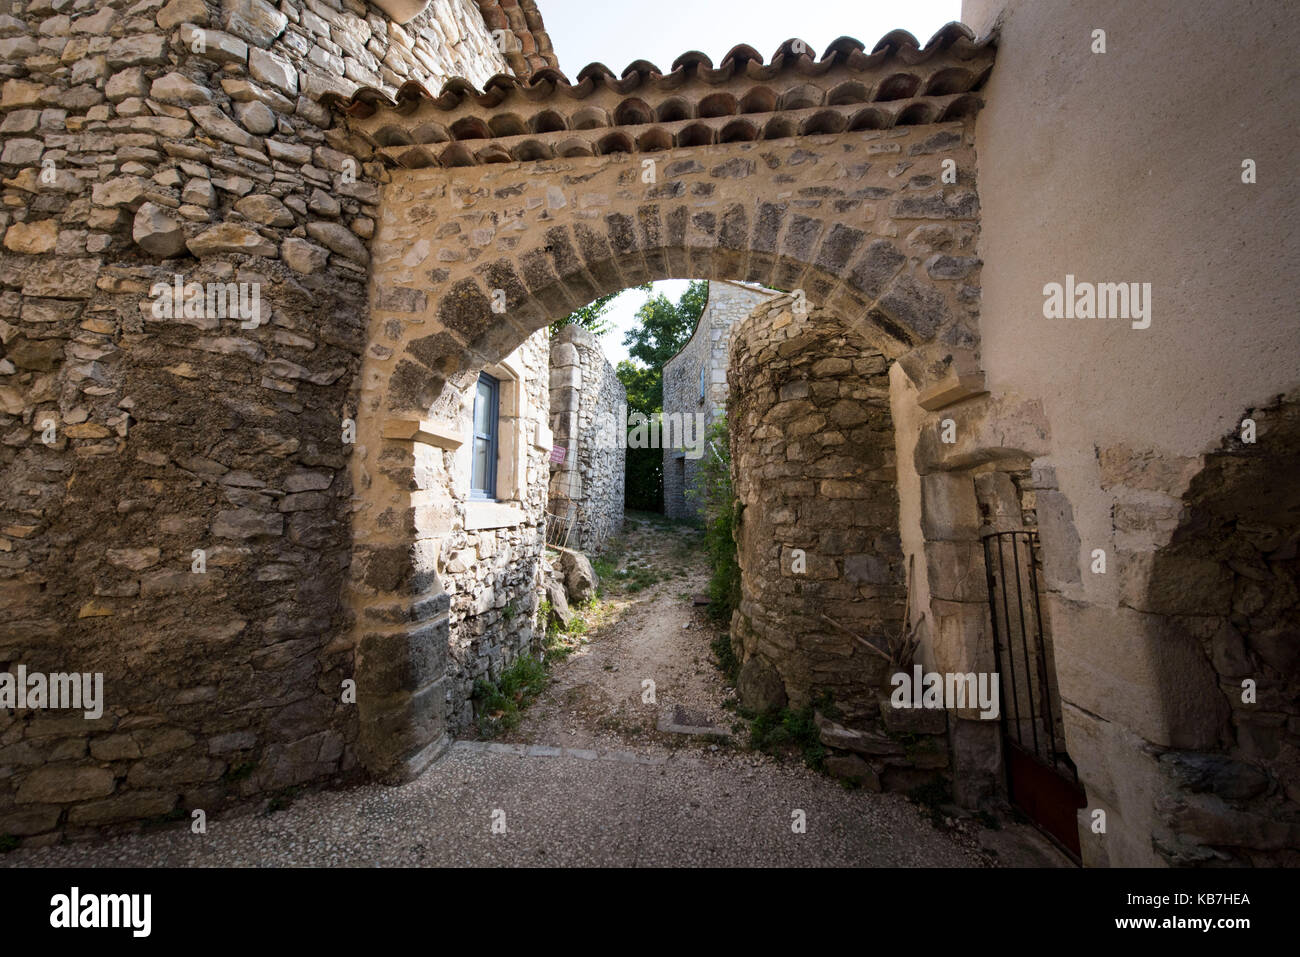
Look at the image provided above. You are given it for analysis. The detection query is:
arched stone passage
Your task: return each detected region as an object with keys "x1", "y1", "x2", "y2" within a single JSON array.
[
  {"x1": 728, "y1": 295, "x2": 904, "y2": 723},
  {"x1": 344, "y1": 61, "x2": 992, "y2": 780}
]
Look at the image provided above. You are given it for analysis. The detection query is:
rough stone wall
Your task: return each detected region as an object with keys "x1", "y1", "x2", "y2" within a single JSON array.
[
  {"x1": 728, "y1": 294, "x2": 905, "y2": 724},
  {"x1": 1129, "y1": 390, "x2": 1300, "y2": 866},
  {"x1": 440, "y1": 330, "x2": 549, "y2": 732},
  {"x1": 0, "y1": 0, "x2": 508, "y2": 843},
  {"x1": 548, "y1": 322, "x2": 623, "y2": 552},
  {"x1": 662, "y1": 280, "x2": 775, "y2": 522}
]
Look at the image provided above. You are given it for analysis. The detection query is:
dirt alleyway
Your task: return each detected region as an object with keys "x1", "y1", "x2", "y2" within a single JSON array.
[{"x1": 502, "y1": 512, "x2": 736, "y2": 752}]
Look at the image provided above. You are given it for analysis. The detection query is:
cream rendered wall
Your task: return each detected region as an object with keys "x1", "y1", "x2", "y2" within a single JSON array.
[
  {"x1": 965, "y1": 0, "x2": 1296, "y2": 599},
  {"x1": 962, "y1": 0, "x2": 1299, "y2": 865}
]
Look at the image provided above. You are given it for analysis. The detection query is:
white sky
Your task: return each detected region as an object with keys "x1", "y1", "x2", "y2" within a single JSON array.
[{"x1": 539, "y1": 0, "x2": 962, "y2": 365}]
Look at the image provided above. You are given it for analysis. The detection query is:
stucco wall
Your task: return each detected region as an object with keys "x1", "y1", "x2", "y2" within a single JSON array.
[{"x1": 964, "y1": 0, "x2": 1299, "y2": 865}]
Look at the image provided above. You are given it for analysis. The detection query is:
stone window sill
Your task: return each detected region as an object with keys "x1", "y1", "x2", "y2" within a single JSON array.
[{"x1": 465, "y1": 501, "x2": 525, "y2": 531}]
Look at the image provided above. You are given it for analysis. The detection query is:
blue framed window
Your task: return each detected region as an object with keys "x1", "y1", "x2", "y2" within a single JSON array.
[
  {"x1": 699, "y1": 360, "x2": 707, "y2": 404},
  {"x1": 470, "y1": 372, "x2": 499, "y2": 500}
]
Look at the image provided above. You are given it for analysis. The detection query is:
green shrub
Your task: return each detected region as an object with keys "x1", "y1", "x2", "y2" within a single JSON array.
[
  {"x1": 690, "y1": 415, "x2": 741, "y2": 624},
  {"x1": 710, "y1": 631, "x2": 740, "y2": 685},
  {"x1": 907, "y1": 778, "x2": 954, "y2": 828},
  {"x1": 473, "y1": 652, "x2": 549, "y2": 737},
  {"x1": 749, "y1": 705, "x2": 826, "y2": 771}
]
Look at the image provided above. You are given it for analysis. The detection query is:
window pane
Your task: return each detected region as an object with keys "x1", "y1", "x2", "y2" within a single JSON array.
[
  {"x1": 472, "y1": 436, "x2": 489, "y2": 492},
  {"x1": 474, "y1": 380, "x2": 492, "y2": 435}
]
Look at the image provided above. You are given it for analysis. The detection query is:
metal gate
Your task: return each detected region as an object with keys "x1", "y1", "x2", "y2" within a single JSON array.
[{"x1": 982, "y1": 530, "x2": 1086, "y2": 859}]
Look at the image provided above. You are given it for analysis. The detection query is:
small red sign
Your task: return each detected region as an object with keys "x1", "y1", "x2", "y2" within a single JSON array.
[{"x1": 549, "y1": 445, "x2": 567, "y2": 464}]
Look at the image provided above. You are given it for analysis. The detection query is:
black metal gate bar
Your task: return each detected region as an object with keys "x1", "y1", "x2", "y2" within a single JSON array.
[
  {"x1": 1009, "y1": 534, "x2": 1041, "y2": 759},
  {"x1": 1025, "y1": 544, "x2": 1062, "y2": 765},
  {"x1": 989, "y1": 536, "x2": 1024, "y2": 751},
  {"x1": 982, "y1": 529, "x2": 1077, "y2": 778},
  {"x1": 983, "y1": 528, "x2": 1085, "y2": 859}
]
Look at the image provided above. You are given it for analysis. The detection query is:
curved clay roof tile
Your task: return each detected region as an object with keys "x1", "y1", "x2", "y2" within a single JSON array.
[
  {"x1": 483, "y1": 73, "x2": 521, "y2": 95},
  {"x1": 394, "y1": 145, "x2": 435, "y2": 169},
  {"x1": 440, "y1": 77, "x2": 482, "y2": 98},
  {"x1": 438, "y1": 142, "x2": 477, "y2": 167},
  {"x1": 555, "y1": 136, "x2": 595, "y2": 157},
  {"x1": 821, "y1": 36, "x2": 866, "y2": 60},
  {"x1": 720, "y1": 43, "x2": 765, "y2": 68},
  {"x1": 576, "y1": 62, "x2": 619, "y2": 84},
  {"x1": 516, "y1": 79, "x2": 560, "y2": 102},
  {"x1": 872, "y1": 29, "x2": 921, "y2": 54},
  {"x1": 527, "y1": 67, "x2": 571, "y2": 87},
  {"x1": 939, "y1": 93, "x2": 982, "y2": 120},
  {"x1": 925, "y1": 21, "x2": 976, "y2": 48},
  {"x1": 374, "y1": 125, "x2": 412, "y2": 147},
  {"x1": 477, "y1": 143, "x2": 514, "y2": 164},
  {"x1": 670, "y1": 50, "x2": 714, "y2": 72},
  {"x1": 512, "y1": 139, "x2": 553, "y2": 162},
  {"x1": 350, "y1": 86, "x2": 394, "y2": 108},
  {"x1": 636, "y1": 128, "x2": 674, "y2": 152},
  {"x1": 771, "y1": 37, "x2": 816, "y2": 63},
  {"x1": 620, "y1": 59, "x2": 663, "y2": 80},
  {"x1": 325, "y1": 25, "x2": 996, "y2": 128}
]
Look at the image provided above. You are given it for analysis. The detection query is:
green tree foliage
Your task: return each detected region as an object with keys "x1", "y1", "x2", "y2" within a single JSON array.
[
  {"x1": 615, "y1": 359, "x2": 663, "y2": 510},
  {"x1": 550, "y1": 289, "x2": 626, "y2": 337},
  {"x1": 614, "y1": 281, "x2": 708, "y2": 510},
  {"x1": 690, "y1": 414, "x2": 741, "y2": 623},
  {"x1": 622, "y1": 281, "x2": 709, "y2": 404}
]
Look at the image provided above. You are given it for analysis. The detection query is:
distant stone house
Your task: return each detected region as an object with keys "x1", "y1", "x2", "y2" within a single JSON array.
[{"x1": 662, "y1": 282, "x2": 778, "y2": 520}]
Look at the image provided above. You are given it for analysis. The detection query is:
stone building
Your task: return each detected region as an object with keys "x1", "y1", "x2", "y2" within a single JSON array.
[
  {"x1": 0, "y1": 0, "x2": 554, "y2": 835},
  {"x1": 0, "y1": 0, "x2": 1294, "y2": 869},
  {"x1": 661, "y1": 279, "x2": 775, "y2": 521},
  {"x1": 547, "y1": 322, "x2": 624, "y2": 551}
]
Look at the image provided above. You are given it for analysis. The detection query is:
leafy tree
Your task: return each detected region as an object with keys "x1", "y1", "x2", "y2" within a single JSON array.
[
  {"x1": 550, "y1": 282, "x2": 652, "y2": 337},
  {"x1": 549, "y1": 290, "x2": 619, "y2": 337},
  {"x1": 614, "y1": 359, "x2": 657, "y2": 412},
  {"x1": 623, "y1": 281, "x2": 708, "y2": 395}
]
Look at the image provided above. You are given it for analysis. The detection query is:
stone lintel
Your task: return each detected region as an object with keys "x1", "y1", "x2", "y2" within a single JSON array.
[
  {"x1": 917, "y1": 372, "x2": 988, "y2": 411},
  {"x1": 383, "y1": 417, "x2": 464, "y2": 449}
]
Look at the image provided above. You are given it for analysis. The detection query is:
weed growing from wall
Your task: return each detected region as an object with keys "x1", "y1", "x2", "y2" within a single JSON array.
[{"x1": 692, "y1": 415, "x2": 741, "y2": 624}]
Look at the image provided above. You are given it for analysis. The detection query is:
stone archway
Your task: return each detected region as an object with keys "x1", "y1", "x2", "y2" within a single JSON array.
[{"x1": 328, "y1": 29, "x2": 1000, "y2": 780}]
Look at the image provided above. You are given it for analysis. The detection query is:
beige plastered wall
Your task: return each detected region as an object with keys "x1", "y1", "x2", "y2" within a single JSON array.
[{"x1": 963, "y1": 0, "x2": 1298, "y2": 865}]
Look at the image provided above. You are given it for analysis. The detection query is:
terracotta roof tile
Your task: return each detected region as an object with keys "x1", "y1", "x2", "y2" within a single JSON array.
[
  {"x1": 472, "y1": 0, "x2": 559, "y2": 77},
  {"x1": 327, "y1": 22, "x2": 996, "y2": 170}
]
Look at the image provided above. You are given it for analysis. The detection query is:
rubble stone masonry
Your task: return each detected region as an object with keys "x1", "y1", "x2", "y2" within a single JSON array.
[
  {"x1": 0, "y1": 0, "x2": 509, "y2": 841},
  {"x1": 548, "y1": 322, "x2": 624, "y2": 552}
]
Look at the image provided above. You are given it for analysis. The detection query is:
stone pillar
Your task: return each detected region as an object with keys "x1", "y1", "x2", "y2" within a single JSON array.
[{"x1": 729, "y1": 298, "x2": 904, "y2": 722}]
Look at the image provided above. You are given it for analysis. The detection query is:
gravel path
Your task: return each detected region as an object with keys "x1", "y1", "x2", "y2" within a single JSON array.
[
  {"x1": 3, "y1": 741, "x2": 988, "y2": 867},
  {"x1": 512, "y1": 516, "x2": 735, "y2": 750},
  {"x1": 3, "y1": 516, "x2": 1049, "y2": 868}
]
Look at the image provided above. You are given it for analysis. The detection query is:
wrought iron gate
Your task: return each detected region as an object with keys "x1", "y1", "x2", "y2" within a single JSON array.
[{"x1": 982, "y1": 529, "x2": 1086, "y2": 859}]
